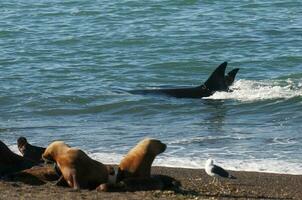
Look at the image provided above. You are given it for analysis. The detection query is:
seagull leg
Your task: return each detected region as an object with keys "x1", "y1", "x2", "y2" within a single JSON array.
[
  {"x1": 216, "y1": 178, "x2": 220, "y2": 187},
  {"x1": 213, "y1": 177, "x2": 217, "y2": 185}
]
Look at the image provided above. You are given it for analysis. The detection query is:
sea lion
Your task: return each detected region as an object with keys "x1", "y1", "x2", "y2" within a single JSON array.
[
  {"x1": 5, "y1": 164, "x2": 60, "y2": 185},
  {"x1": 42, "y1": 141, "x2": 108, "y2": 190},
  {"x1": 17, "y1": 137, "x2": 46, "y2": 163},
  {"x1": 130, "y1": 62, "x2": 240, "y2": 98},
  {"x1": 98, "y1": 175, "x2": 181, "y2": 192},
  {"x1": 0, "y1": 140, "x2": 36, "y2": 176},
  {"x1": 116, "y1": 138, "x2": 166, "y2": 182}
]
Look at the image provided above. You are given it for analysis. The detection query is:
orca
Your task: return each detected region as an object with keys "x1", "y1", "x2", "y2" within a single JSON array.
[{"x1": 130, "y1": 62, "x2": 239, "y2": 98}]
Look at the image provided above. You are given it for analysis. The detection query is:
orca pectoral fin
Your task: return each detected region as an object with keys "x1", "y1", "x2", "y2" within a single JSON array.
[{"x1": 203, "y1": 62, "x2": 228, "y2": 92}]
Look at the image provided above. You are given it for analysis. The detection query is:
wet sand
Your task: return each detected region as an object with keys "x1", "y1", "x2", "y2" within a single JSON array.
[{"x1": 0, "y1": 166, "x2": 300, "y2": 200}]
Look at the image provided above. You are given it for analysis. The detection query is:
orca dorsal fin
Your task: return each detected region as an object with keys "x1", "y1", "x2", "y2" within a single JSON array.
[
  {"x1": 225, "y1": 68, "x2": 240, "y2": 87},
  {"x1": 203, "y1": 62, "x2": 228, "y2": 91}
]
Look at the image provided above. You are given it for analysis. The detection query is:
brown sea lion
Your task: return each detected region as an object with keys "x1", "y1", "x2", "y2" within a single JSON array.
[
  {"x1": 5, "y1": 164, "x2": 60, "y2": 185},
  {"x1": 17, "y1": 137, "x2": 46, "y2": 163},
  {"x1": 0, "y1": 140, "x2": 36, "y2": 176},
  {"x1": 42, "y1": 141, "x2": 109, "y2": 190},
  {"x1": 116, "y1": 138, "x2": 166, "y2": 182}
]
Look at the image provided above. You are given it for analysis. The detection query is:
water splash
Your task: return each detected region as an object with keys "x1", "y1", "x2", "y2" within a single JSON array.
[{"x1": 206, "y1": 79, "x2": 302, "y2": 102}]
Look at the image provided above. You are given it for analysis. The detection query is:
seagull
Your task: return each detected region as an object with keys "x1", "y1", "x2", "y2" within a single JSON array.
[{"x1": 205, "y1": 158, "x2": 236, "y2": 184}]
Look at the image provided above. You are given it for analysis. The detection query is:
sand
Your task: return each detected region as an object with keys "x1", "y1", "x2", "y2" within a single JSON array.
[{"x1": 0, "y1": 166, "x2": 300, "y2": 200}]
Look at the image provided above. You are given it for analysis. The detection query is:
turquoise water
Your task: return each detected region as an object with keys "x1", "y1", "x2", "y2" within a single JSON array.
[{"x1": 1, "y1": 1, "x2": 302, "y2": 174}]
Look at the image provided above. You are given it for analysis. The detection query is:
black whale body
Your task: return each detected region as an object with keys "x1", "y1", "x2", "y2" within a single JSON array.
[{"x1": 130, "y1": 62, "x2": 239, "y2": 99}]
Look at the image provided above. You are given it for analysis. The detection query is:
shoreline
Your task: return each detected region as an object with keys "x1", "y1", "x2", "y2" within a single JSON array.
[
  {"x1": 1, "y1": 166, "x2": 300, "y2": 200},
  {"x1": 152, "y1": 165, "x2": 302, "y2": 176},
  {"x1": 8, "y1": 144, "x2": 302, "y2": 175}
]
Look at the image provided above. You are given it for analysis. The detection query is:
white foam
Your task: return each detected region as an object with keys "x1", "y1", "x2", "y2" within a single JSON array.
[
  {"x1": 89, "y1": 152, "x2": 124, "y2": 165},
  {"x1": 206, "y1": 79, "x2": 302, "y2": 102},
  {"x1": 166, "y1": 135, "x2": 250, "y2": 145},
  {"x1": 153, "y1": 156, "x2": 302, "y2": 175}
]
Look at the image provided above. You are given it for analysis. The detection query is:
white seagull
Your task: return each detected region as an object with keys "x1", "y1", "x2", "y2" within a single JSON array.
[{"x1": 205, "y1": 158, "x2": 236, "y2": 184}]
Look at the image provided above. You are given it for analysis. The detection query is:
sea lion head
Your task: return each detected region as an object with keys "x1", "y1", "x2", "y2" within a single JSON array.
[
  {"x1": 42, "y1": 141, "x2": 69, "y2": 163},
  {"x1": 143, "y1": 138, "x2": 167, "y2": 155},
  {"x1": 17, "y1": 137, "x2": 28, "y2": 155}
]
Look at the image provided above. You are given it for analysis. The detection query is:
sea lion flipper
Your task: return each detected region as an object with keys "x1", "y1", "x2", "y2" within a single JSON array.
[{"x1": 55, "y1": 175, "x2": 69, "y2": 187}]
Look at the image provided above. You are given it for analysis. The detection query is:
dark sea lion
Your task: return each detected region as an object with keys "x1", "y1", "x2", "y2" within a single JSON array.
[
  {"x1": 0, "y1": 140, "x2": 36, "y2": 176},
  {"x1": 17, "y1": 137, "x2": 46, "y2": 163},
  {"x1": 42, "y1": 141, "x2": 109, "y2": 190},
  {"x1": 116, "y1": 138, "x2": 166, "y2": 182},
  {"x1": 98, "y1": 175, "x2": 181, "y2": 192},
  {"x1": 130, "y1": 62, "x2": 239, "y2": 98}
]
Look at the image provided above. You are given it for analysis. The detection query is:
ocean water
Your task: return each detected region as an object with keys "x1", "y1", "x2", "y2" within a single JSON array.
[{"x1": 1, "y1": 1, "x2": 302, "y2": 174}]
